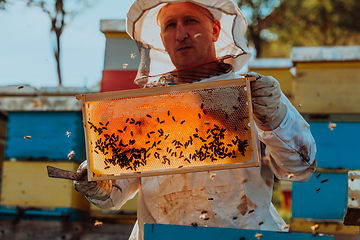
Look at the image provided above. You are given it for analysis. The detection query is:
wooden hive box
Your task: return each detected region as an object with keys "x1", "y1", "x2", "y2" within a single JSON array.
[
  {"x1": 77, "y1": 77, "x2": 259, "y2": 181},
  {"x1": 0, "y1": 161, "x2": 90, "y2": 214},
  {"x1": 100, "y1": 19, "x2": 140, "y2": 92},
  {"x1": 291, "y1": 46, "x2": 360, "y2": 114},
  {"x1": 0, "y1": 95, "x2": 85, "y2": 162},
  {"x1": 291, "y1": 171, "x2": 359, "y2": 235}
]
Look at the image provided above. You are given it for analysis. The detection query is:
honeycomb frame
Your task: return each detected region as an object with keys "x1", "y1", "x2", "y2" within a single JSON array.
[{"x1": 77, "y1": 77, "x2": 259, "y2": 181}]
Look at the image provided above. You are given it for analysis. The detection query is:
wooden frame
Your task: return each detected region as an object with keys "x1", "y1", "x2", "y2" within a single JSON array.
[{"x1": 76, "y1": 77, "x2": 259, "y2": 181}]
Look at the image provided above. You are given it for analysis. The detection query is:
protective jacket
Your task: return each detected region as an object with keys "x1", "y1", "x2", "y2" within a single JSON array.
[{"x1": 86, "y1": 1, "x2": 317, "y2": 240}]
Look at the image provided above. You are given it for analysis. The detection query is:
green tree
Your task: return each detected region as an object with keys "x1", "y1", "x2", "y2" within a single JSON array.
[
  {"x1": 236, "y1": 0, "x2": 280, "y2": 57},
  {"x1": 27, "y1": 0, "x2": 95, "y2": 85},
  {"x1": 262, "y1": 0, "x2": 360, "y2": 57}
]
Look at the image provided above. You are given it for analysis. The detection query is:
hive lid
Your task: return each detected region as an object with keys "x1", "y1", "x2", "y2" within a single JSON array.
[{"x1": 291, "y1": 46, "x2": 360, "y2": 62}]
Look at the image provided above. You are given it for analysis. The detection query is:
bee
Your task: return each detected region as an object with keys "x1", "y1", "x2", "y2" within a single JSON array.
[
  {"x1": 94, "y1": 220, "x2": 103, "y2": 226},
  {"x1": 311, "y1": 224, "x2": 319, "y2": 232},
  {"x1": 67, "y1": 150, "x2": 75, "y2": 160},
  {"x1": 209, "y1": 173, "x2": 216, "y2": 180},
  {"x1": 328, "y1": 123, "x2": 337, "y2": 131}
]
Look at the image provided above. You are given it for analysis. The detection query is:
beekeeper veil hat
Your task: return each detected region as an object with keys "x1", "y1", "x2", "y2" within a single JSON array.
[{"x1": 127, "y1": 0, "x2": 251, "y2": 87}]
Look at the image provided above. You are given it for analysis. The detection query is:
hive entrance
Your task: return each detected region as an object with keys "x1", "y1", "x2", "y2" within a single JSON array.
[{"x1": 78, "y1": 77, "x2": 259, "y2": 180}]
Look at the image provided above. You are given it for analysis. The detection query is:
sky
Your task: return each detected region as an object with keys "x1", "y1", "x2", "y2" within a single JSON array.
[
  {"x1": 0, "y1": 0, "x2": 254, "y2": 89},
  {"x1": 0, "y1": 0, "x2": 135, "y2": 89}
]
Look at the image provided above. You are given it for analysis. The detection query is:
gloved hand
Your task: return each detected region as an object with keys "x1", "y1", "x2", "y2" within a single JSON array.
[
  {"x1": 246, "y1": 72, "x2": 287, "y2": 131},
  {"x1": 73, "y1": 161, "x2": 112, "y2": 201}
]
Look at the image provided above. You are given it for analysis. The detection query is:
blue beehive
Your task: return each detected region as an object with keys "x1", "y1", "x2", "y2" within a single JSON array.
[
  {"x1": 5, "y1": 111, "x2": 85, "y2": 162},
  {"x1": 0, "y1": 90, "x2": 90, "y2": 221},
  {"x1": 290, "y1": 46, "x2": 360, "y2": 236},
  {"x1": 143, "y1": 224, "x2": 334, "y2": 240}
]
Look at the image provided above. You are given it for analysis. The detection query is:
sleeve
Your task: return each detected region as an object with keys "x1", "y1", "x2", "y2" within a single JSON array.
[
  {"x1": 257, "y1": 93, "x2": 317, "y2": 182},
  {"x1": 87, "y1": 178, "x2": 140, "y2": 210}
]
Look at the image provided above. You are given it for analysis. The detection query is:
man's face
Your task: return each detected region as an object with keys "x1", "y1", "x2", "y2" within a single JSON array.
[{"x1": 158, "y1": 2, "x2": 220, "y2": 70}]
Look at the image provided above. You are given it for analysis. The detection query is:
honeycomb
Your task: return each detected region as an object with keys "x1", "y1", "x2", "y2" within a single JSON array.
[{"x1": 82, "y1": 78, "x2": 259, "y2": 180}]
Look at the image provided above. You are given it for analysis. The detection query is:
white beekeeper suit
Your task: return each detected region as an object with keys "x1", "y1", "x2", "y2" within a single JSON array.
[{"x1": 75, "y1": 1, "x2": 317, "y2": 240}]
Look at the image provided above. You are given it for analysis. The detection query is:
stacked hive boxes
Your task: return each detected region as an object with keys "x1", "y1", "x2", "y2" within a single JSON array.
[
  {"x1": 290, "y1": 46, "x2": 360, "y2": 238},
  {"x1": 88, "y1": 19, "x2": 141, "y2": 222},
  {"x1": 0, "y1": 86, "x2": 90, "y2": 221},
  {"x1": 100, "y1": 19, "x2": 140, "y2": 92}
]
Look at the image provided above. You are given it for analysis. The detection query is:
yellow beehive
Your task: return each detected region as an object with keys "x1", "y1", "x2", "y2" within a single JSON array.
[
  {"x1": 0, "y1": 161, "x2": 90, "y2": 212},
  {"x1": 291, "y1": 46, "x2": 360, "y2": 114},
  {"x1": 78, "y1": 78, "x2": 259, "y2": 181},
  {"x1": 248, "y1": 58, "x2": 294, "y2": 103}
]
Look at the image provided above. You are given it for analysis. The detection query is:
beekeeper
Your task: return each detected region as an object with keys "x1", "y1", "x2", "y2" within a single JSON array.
[{"x1": 74, "y1": 1, "x2": 317, "y2": 239}]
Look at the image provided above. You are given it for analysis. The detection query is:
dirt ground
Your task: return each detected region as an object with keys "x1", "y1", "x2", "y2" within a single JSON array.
[{"x1": 0, "y1": 219, "x2": 134, "y2": 240}]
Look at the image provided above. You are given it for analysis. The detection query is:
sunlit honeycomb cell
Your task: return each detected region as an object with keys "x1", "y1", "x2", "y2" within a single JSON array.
[{"x1": 78, "y1": 77, "x2": 259, "y2": 180}]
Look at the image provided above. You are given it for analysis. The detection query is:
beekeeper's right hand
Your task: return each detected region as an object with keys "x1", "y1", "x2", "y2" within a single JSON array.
[{"x1": 73, "y1": 161, "x2": 112, "y2": 201}]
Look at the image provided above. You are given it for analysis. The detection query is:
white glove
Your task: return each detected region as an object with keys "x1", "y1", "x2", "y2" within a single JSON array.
[
  {"x1": 246, "y1": 72, "x2": 287, "y2": 131},
  {"x1": 73, "y1": 161, "x2": 112, "y2": 201}
]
